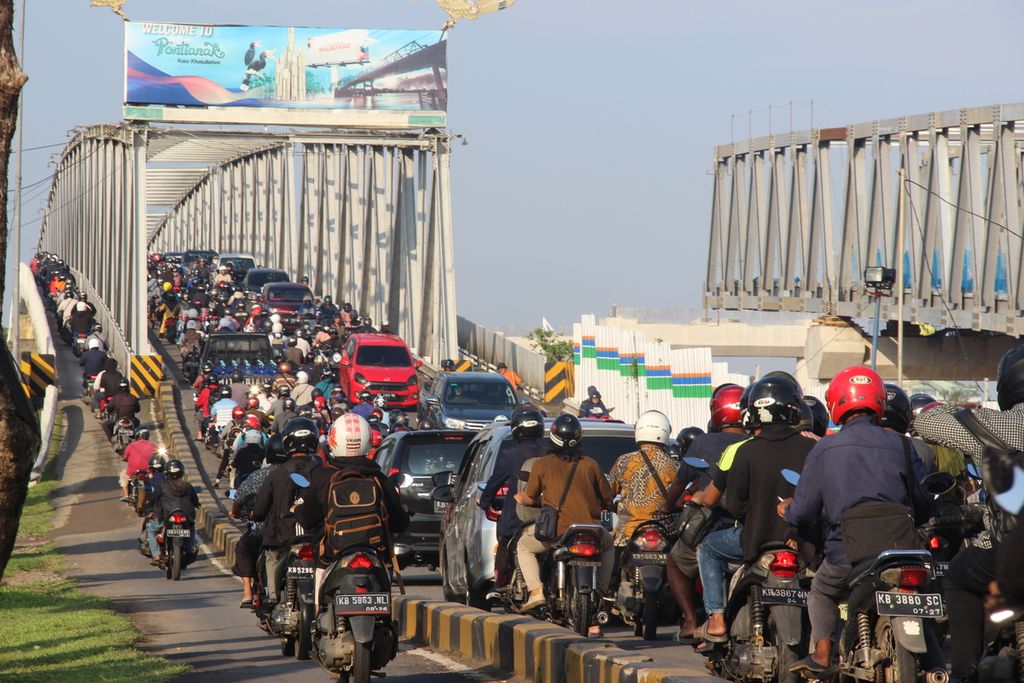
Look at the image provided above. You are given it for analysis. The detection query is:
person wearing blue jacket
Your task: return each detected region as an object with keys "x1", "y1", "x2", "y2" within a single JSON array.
[{"x1": 780, "y1": 367, "x2": 933, "y2": 677}]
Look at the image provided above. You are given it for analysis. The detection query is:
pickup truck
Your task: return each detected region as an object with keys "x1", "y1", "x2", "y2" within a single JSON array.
[{"x1": 191, "y1": 333, "x2": 278, "y2": 383}]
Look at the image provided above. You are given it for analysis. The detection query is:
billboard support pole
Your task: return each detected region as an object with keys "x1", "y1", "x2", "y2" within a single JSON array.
[{"x1": 131, "y1": 129, "x2": 150, "y2": 355}]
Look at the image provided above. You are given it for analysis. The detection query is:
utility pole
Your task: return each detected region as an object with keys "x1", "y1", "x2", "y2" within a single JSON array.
[{"x1": 896, "y1": 166, "x2": 905, "y2": 385}]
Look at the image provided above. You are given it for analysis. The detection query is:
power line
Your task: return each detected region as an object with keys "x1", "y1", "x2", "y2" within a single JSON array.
[{"x1": 903, "y1": 176, "x2": 1023, "y2": 243}]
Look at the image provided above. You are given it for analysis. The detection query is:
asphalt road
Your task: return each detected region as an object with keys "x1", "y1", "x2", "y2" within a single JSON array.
[{"x1": 48, "y1": 315, "x2": 507, "y2": 682}]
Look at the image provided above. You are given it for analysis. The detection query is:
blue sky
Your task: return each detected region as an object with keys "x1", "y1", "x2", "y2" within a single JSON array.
[{"x1": 9, "y1": 0, "x2": 1024, "y2": 331}]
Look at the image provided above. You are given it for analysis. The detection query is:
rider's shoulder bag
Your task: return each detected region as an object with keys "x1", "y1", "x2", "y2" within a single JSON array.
[
  {"x1": 953, "y1": 408, "x2": 1019, "y2": 543},
  {"x1": 320, "y1": 468, "x2": 389, "y2": 561},
  {"x1": 677, "y1": 502, "x2": 716, "y2": 547},
  {"x1": 839, "y1": 435, "x2": 921, "y2": 565},
  {"x1": 534, "y1": 460, "x2": 579, "y2": 543}
]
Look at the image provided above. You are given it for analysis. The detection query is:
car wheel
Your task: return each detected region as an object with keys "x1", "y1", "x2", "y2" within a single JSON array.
[{"x1": 440, "y1": 541, "x2": 462, "y2": 603}]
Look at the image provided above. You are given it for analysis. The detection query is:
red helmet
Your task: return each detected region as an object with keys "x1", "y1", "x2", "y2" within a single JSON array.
[
  {"x1": 825, "y1": 366, "x2": 886, "y2": 425},
  {"x1": 313, "y1": 396, "x2": 327, "y2": 410},
  {"x1": 710, "y1": 384, "x2": 745, "y2": 430},
  {"x1": 246, "y1": 396, "x2": 259, "y2": 408},
  {"x1": 231, "y1": 406, "x2": 245, "y2": 420},
  {"x1": 244, "y1": 414, "x2": 262, "y2": 430}
]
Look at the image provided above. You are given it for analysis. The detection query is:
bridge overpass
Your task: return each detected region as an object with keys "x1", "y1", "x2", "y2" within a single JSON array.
[{"x1": 36, "y1": 124, "x2": 459, "y2": 375}]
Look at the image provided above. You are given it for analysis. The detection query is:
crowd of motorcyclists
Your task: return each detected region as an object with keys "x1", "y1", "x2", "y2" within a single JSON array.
[{"x1": 31, "y1": 247, "x2": 1024, "y2": 683}]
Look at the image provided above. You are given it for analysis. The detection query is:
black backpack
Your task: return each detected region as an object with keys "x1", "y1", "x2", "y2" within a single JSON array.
[{"x1": 320, "y1": 468, "x2": 390, "y2": 561}]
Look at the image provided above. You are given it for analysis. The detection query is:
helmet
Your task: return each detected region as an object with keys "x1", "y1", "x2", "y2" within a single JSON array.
[
  {"x1": 549, "y1": 414, "x2": 583, "y2": 453},
  {"x1": 244, "y1": 429, "x2": 264, "y2": 445},
  {"x1": 996, "y1": 345, "x2": 1024, "y2": 410},
  {"x1": 282, "y1": 398, "x2": 296, "y2": 411},
  {"x1": 676, "y1": 426, "x2": 705, "y2": 455},
  {"x1": 330, "y1": 404, "x2": 347, "y2": 419},
  {"x1": 260, "y1": 379, "x2": 273, "y2": 393},
  {"x1": 135, "y1": 427, "x2": 150, "y2": 440},
  {"x1": 278, "y1": 361, "x2": 293, "y2": 375},
  {"x1": 742, "y1": 377, "x2": 804, "y2": 429},
  {"x1": 201, "y1": 361, "x2": 214, "y2": 375},
  {"x1": 251, "y1": 304, "x2": 263, "y2": 315},
  {"x1": 800, "y1": 396, "x2": 829, "y2": 437},
  {"x1": 281, "y1": 417, "x2": 319, "y2": 455},
  {"x1": 148, "y1": 453, "x2": 165, "y2": 471},
  {"x1": 269, "y1": 313, "x2": 282, "y2": 324},
  {"x1": 277, "y1": 385, "x2": 291, "y2": 398},
  {"x1": 165, "y1": 459, "x2": 185, "y2": 480},
  {"x1": 343, "y1": 302, "x2": 352, "y2": 312},
  {"x1": 118, "y1": 379, "x2": 131, "y2": 391},
  {"x1": 909, "y1": 393, "x2": 937, "y2": 416},
  {"x1": 246, "y1": 396, "x2": 259, "y2": 409},
  {"x1": 93, "y1": 322, "x2": 102, "y2": 333},
  {"x1": 389, "y1": 410, "x2": 410, "y2": 428},
  {"x1": 417, "y1": 417, "x2": 436, "y2": 430},
  {"x1": 327, "y1": 413, "x2": 372, "y2": 463},
  {"x1": 710, "y1": 384, "x2": 745, "y2": 431},
  {"x1": 314, "y1": 396, "x2": 328, "y2": 411},
  {"x1": 510, "y1": 406, "x2": 545, "y2": 440},
  {"x1": 87, "y1": 338, "x2": 101, "y2": 350},
  {"x1": 372, "y1": 394, "x2": 388, "y2": 409},
  {"x1": 361, "y1": 316, "x2": 372, "y2": 327},
  {"x1": 244, "y1": 414, "x2": 262, "y2": 430},
  {"x1": 441, "y1": 359, "x2": 455, "y2": 372},
  {"x1": 231, "y1": 406, "x2": 245, "y2": 420},
  {"x1": 162, "y1": 282, "x2": 173, "y2": 292},
  {"x1": 882, "y1": 384, "x2": 912, "y2": 434},
  {"x1": 825, "y1": 366, "x2": 885, "y2": 425},
  {"x1": 264, "y1": 433, "x2": 288, "y2": 464},
  {"x1": 497, "y1": 362, "x2": 507, "y2": 370},
  {"x1": 634, "y1": 410, "x2": 672, "y2": 445},
  {"x1": 218, "y1": 386, "x2": 232, "y2": 400},
  {"x1": 760, "y1": 370, "x2": 803, "y2": 396},
  {"x1": 295, "y1": 371, "x2": 309, "y2": 385},
  {"x1": 324, "y1": 295, "x2": 333, "y2": 304},
  {"x1": 357, "y1": 390, "x2": 372, "y2": 403}
]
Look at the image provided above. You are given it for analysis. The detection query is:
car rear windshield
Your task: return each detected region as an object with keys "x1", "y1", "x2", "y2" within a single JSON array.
[
  {"x1": 508, "y1": 434, "x2": 635, "y2": 474},
  {"x1": 183, "y1": 250, "x2": 217, "y2": 267},
  {"x1": 246, "y1": 270, "x2": 289, "y2": 289},
  {"x1": 356, "y1": 345, "x2": 412, "y2": 367},
  {"x1": 444, "y1": 380, "x2": 516, "y2": 409},
  {"x1": 220, "y1": 257, "x2": 255, "y2": 271},
  {"x1": 404, "y1": 438, "x2": 471, "y2": 476},
  {"x1": 267, "y1": 287, "x2": 311, "y2": 303}
]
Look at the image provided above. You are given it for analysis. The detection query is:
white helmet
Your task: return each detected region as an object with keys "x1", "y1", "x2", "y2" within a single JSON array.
[
  {"x1": 87, "y1": 338, "x2": 101, "y2": 350},
  {"x1": 295, "y1": 370, "x2": 309, "y2": 385},
  {"x1": 327, "y1": 413, "x2": 371, "y2": 463},
  {"x1": 634, "y1": 410, "x2": 672, "y2": 445},
  {"x1": 269, "y1": 313, "x2": 282, "y2": 325},
  {"x1": 372, "y1": 394, "x2": 388, "y2": 409},
  {"x1": 271, "y1": 322, "x2": 284, "y2": 334}
]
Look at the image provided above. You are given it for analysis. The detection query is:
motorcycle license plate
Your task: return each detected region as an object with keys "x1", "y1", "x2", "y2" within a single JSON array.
[
  {"x1": 287, "y1": 562, "x2": 314, "y2": 578},
  {"x1": 630, "y1": 552, "x2": 667, "y2": 564},
  {"x1": 165, "y1": 528, "x2": 191, "y2": 538},
  {"x1": 433, "y1": 500, "x2": 448, "y2": 514},
  {"x1": 334, "y1": 593, "x2": 391, "y2": 615},
  {"x1": 760, "y1": 587, "x2": 807, "y2": 606},
  {"x1": 875, "y1": 591, "x2": 944, "y2": 618},
  {"x1": 381, "y1": 393, "x2": 396, "y2": 400}
]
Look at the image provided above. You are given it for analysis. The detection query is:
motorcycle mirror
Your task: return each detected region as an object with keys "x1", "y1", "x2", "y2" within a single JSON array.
[
  {"x1": 389, "y1": 472, "x2": 414, "y2": 489},
  {"x1": 289, "y1": 473, "x2": 311, "y2": 489},
  {"x1": 431, "y1": 470, "x2": 454, "y2": 487},
  {"x1": 226, "y1": 488, "x2": 238, "y2": 500},
  {"x1": 682, "y1": 456, "x2": 710, "y2": 470},
  {"x1": 966, "y1": 462, "x2": 981, "y2": 480},
  {"x1": 990, "y1": 462, "x2": 1024, "y2": 515},
  {"x1": 431, "y1": 484, "x2": 455, "y2": 504},
  {"x1": 781, "y1": 468, "x2": 801, "y2": 486},
  {"x1": 599, "y1": 510, "x2": 613, "y2": 531},
  {"x1": 921, "y1": 471, "x2": 957, "y2": 497}
]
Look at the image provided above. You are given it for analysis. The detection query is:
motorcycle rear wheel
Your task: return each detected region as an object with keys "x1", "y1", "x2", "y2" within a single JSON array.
[
  {"x1": 572, "y1": 592, "x2": 592, "y2": 637},
  {"x1": 351, "y1": 641, "x2": 372, "y2": 683},
  {"x1": 171, "y1": 541, "x2": 182, "y2": 581},
  {"x1": 642, "y1": 592, "x2": 659, "y2": 640},
  {"x1": 295, "y1": 602, "x2": 313, "y2": 661},
  {"x1": 875, "y1": 617, "x2": 916, "y2": 683}
]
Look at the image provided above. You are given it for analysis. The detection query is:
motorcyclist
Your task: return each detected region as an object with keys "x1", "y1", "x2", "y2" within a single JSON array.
[
  {"x1": 676, "y1": 426, "x2": 704, "y2": 455},
  {"x1": 514, "y1": 414, "x2": 614, "y2": 636},
  {"x1": 104, "y1": 379, "x2": 140, "y2": 440},
  {"x1": 228, "y1": 370, "x2": 250, "y2": 406},
  {"x1": 272, "y1": 399, "x2": 298, "y2": 434},
  {"x1": 291, "y1": 371, "x2": 315, "y2": 407},
  {"x1": 282, "y1": 337, "x2": 304, "y2": 368},
  {"x1": 146, "y1": 459, "x2": 200, "y2": 567},
  {"x1": 251, "y1": 418, "x2": 322, "y2": 603},
  {"x1": 79, "y1": 338, "x2": 108, "y2": 378},
  {"x1": 779, "y1": 366, "x2": 933, "y2": 677},
  {"x1": 267, "y1": 385, "x2": 293, "y2": 424},
  {"x1": 351, "y1": 390, "x2": 374, "y2": 420},
  {"x1": 578, "y1": 386, "x2": 610, "y2": 418},
  {"x1": 318, "y1": 295, "x2": 339, "y2": 323},
  {"x1": 480, "y1": 406, "x2": 546, "y2": 593},
  {"x1": 86, "y1": 322, "x2": 108, "y2": 352},
  {"x1": 913, "y1": 345, "x2": 1024, "y2": 683},
  {"x1": 119, "y1": 427, "x2": 158, "y2": 501},
  {"x1": 694, "y1": 378, "x2": 815, "y2": 645}
]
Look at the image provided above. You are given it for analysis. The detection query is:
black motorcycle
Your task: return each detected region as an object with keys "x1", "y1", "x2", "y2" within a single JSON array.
[
  {"x1": 160, "y1": 509, "x2": 198, "y2": 581},
  {"x1": 311, "y1": 546, "x2": 399, "y2": 682},
  {"x1": 613, "y1": 521, "x2": 677, "y2": 640}
]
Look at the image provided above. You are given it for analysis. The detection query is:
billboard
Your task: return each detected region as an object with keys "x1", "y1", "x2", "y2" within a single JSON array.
[{"x1": 124, "y1": 22, "x2": 447, "y2": 128}]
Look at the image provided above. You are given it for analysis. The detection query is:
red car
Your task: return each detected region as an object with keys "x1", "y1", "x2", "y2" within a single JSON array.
[{"x1": 339, "y1": 333, "x2": 422, "y2": 409}]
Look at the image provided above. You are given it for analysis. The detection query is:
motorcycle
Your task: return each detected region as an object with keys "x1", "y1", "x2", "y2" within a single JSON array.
[
  {"x1": 127, "y1": 469, "x2": 149, "y2": 517},
  {"x1": 311, "y1": 545, "x2": 400, "y2": 682},
  {"x1": 159, "y1": 509, "x2": 198, "y2": 581},
  {"x1": 979, "y1": 599, "x2": 1024, "y2": 683},
  {"x1": 73, "y1": 332, "x2": 88, "y2": 357},
  {"x1": 112, "y1": 418, "x2": 136, "y2": 454},
  {"x1": 613, "y1": 521, "x2": 678, "y2": 640},
  {"x1": 81, "y1": 373, "x2": 96, "y2": 406}
]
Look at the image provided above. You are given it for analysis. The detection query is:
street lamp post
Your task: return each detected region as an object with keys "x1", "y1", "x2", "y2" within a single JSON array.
[{"x1": 864, "y1": 266, "x2": 896, "y2": 372}]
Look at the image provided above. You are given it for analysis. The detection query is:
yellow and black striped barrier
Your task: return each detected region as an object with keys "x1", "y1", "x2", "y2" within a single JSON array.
[
  {"x1": 20, "y1": 352, "x2": 55, "y2": 409},
  {"x1": 544, "y1": 361, "x2": 574, "y2": 404},
  {"x1": 454, "y1": 359, "x2": 473, "y2": 372},
  {"x1": 130, "y1": 355, "x2": 164, "y2": 397}
]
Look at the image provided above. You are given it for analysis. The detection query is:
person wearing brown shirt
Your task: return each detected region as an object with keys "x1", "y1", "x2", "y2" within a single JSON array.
[{"x1": 514, "y1": 415, "x2": 614, "y2": 629}]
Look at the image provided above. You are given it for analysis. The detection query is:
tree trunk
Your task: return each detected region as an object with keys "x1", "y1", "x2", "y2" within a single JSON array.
[{"x1": 0, "y1": 0, "x2": 38, "y2": 583}]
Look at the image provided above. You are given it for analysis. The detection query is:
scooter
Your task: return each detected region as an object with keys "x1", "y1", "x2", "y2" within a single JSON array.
[
  {"x1": 159, "y1": 509, "x2": 198, "y2": 581},
  {"x1": 613, "y1": 521, "x2": 678, "y2": 640}
]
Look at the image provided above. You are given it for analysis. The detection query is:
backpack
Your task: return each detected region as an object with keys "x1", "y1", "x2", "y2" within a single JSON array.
[{"x1": 320, "y1": 468, "x2": 390, "y2": 561}]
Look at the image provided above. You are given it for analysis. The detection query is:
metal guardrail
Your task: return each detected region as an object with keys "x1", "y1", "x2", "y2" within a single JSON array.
[
  {"x1": 456, "y1": 316, "x2": 546, "y2": 387},
  {"x1": 70, "y1": 267, "x2": 134, "y2": 375}
]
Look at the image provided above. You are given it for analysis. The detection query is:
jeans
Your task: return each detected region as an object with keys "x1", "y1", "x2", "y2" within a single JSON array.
[
  {"x1": 696, "y1": 525, "x2": 744, "y2": 614},
  {"x1": 146, "y1": 518, "x2": 196, "y2": 559}
]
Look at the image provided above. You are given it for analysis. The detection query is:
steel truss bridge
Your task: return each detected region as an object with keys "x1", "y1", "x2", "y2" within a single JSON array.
[
  {"x1": 37, "y1": 124, "x2": 458, "y2": 367},
  {"x1": 704, "y1": 103, "x2": 1024, "y2": 338}
]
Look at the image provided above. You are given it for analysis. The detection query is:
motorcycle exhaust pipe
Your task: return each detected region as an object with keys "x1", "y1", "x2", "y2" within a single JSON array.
[
  {"x1": 925, "y1": 670, "x2": 949, "y2": 683},
  {"x1": 596, "y1": 610, "x2": 610, "y2": 626}
]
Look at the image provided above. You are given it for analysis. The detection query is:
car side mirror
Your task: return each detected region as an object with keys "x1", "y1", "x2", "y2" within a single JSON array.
[
  {"x1": 431, "y1": 470, "x2": 454, "y2": 487},
  {"x1": 415, "y1": 359, "x2": 424, "y2": 368},
  {"x1": 431, "y1": 485, "x2": 454, "y2": 503}
]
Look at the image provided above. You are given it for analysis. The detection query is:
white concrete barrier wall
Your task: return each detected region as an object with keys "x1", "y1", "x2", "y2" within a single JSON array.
[
  {"x1": 19, "y1": 263, "x2": 54, "y2": 355},
  {"x1": 30, "y1": 384, "x2": 59, "y2": 482},
  {"x1": 456, "y1": 316, "x2": 546, "y2": 389}
]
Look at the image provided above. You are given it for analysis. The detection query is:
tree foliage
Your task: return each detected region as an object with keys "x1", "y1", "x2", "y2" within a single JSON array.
[{"x1": 526, "y1": 327, "x2": 573, "y2": 362}]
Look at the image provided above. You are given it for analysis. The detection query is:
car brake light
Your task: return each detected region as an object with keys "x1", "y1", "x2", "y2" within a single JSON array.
[
  {"x1": 928, "y1": 535, "x2": 941, "y2": 551},
  {"x1": 348, "y1": 553, "x2": 373, "y2": 570},
  {"x1": 297, "y1": 543, "x2": 315, "y2": 561},
  {"x1": 568, "y1": 542, "x2": 600, "y2": 558},
  {"x1": 898, "y1": 566, "x2": 928, "y2": 588},
  {"x1": 484, "y1": 506, "x2": 501, "y2": 522},
  {"x1": 388, "y1": 467, "x2": 401, "y2": 477},
  {"x1": 633, "y1": 528, "x2": 666, "y2": 552},
  {"x1": 170, "y1": 513, "x2": 187, "y2": 524},
  {"x1": 769, "y1": 550, "x2": 799, "y2": 578}
]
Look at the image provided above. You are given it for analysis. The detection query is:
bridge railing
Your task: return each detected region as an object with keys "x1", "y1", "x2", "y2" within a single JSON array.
[
  {"x1": 456, "y1": 316, "x2": 546, "y2": 390},
  {"x1": 71, "y1": 267, "x2": 133, "y2": 375}
]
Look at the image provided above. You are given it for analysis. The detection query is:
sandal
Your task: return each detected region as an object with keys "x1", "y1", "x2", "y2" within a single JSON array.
[
  {"x1": 674, "y1": 627, "x2": 699, "y2": 644},
  {"x1": 239, "y1": 599, "x2": 253, "y2": 609},
  {"x1": 789, "y1": 656, "x2": 835, "y2": 679},
  {"x1": 696, "y1": 621, "x2": 728, "y2": 643}
]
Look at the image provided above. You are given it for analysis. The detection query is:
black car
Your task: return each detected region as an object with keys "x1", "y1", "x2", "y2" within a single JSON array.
[
  {"x1": 417, "y1": 372, "x2": 518, "y2": 431},
  {"x1": 242, "y1": 268, "x2": 290, "y2": 296},
  {"x1": 373, "y1": 429, "x2": 475, "y2": 569}
]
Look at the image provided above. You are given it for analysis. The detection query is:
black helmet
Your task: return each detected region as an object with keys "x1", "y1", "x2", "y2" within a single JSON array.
[
  {"x1": 361, "y1": 316, "x2": 372, "y2": 327},
  {"x1": 742, "y1": 377, "x2": 803, "y2": 430},
  {"x1": 343, "y1": 302, "x2": 352, "y2": 312},
  {"x1": 324, "y1": 295, "x2": 333, "y2": 304},
  {"x1": 996, "y1": 345, "x2": 1024, "y2": 410},
  {"x1": 882, "y1": 384, "x2": 912, "y2": 434},
  {"x1": 135, "y1": 427, "x2": 150, "y2": 440},
  {"x1": 282, "y1": 398, "x2": 296, "y2": 411},
  {"x1": 800, "y1": 396, "x2": 829, "y2": 437},
  {"x1": 388, "y1": 409, "x2": 409, "y2": 427},
  {"x1": 148, "y1": 454, "x2": 165, "y2": 471},
  {"x1": 665, "y1": 442, "x2": 681, "y2": 459},
  {"x1": 909, "y1": 393, "x2": 937, "y2": 416},
  {"x1": 281, "y1": 417, "x2": 319, "y2": 455},
  {"x1": 165, "y1": 459, "x2": 185, "y2": 480},
  {"x1": 441, "y1": 359, "x2": 456, "y2": 372},
  {"x1": 676, "y1": 426, "x2": 705, "y2": 455},
  {"x1": 218, "y1": 386, "x2": 232, "y2": 400},
  {"x1": 549, "y1": 414, "x2": 582, "y2": 453},
  {"x1": 118, "y1": 379, "x2": 131, "y2": 391},
  {"x1": 357, "y1": 390, "x2": 372, "y2": 403},
  {"x1": 510, "y1": 406, "x2": 545, "y2": 440},
  {"x1": 201, "y1": 361, "x2": 214, "y2": 374},
  {"x1": 264, "y1": 433, "x2": 288, "y2": 464},
  {"x1": 760, "y1": 370, "x2": 802, "y2": 396},
  {"x1": 417, "y1": 417, "x2": 436, "y2": 430},
  {"x1": 277, "y1": 385, "x2": 291, "y2": 398}
]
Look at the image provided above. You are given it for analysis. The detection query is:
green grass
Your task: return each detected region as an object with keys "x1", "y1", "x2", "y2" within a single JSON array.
[{"x1": 0, "y1": 413, "x2": 187, "y2": 682}]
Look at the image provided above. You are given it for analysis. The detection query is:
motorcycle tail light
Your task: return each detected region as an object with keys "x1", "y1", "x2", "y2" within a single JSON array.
[
  {"x1": 898, "y1": 566, "x2": 929, "y2": 588},
  {"x1": 297, "y1": 543, "x2": 315, "y2": 561},
  {"x1": 169, "y1": 512, "x2": 187, "y2": 524},
  {"x1": 769, "y1": 550, "x2": 799, "y2": 578},
  {"x1": 633, "y1": 528, "x2": 666, "y2": 552},
  {"x1": 928, "y1": 535, "x2": 941, "y2": 551},
  {"x1": 568, "y1": 542, "x2": 601, "y2": 558},
  {"x1": 484, "y1": 506, "x2": 501, "y2": 522},
  {"x1": 347, "y1": 553, "x2": 373, "y2": 570}
]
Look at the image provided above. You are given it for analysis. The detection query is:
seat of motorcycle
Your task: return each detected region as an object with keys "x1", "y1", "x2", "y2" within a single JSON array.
[
  {"x1": 551, "y1": 524, "x2": 606, "y2": 548},
  {"x1": 846, "y1": 549, "x2": 933, "y2": 588}
]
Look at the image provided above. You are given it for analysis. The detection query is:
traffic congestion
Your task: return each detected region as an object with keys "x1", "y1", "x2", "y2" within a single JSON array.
[{"x1": 28, "y1": 248, "x2": 1024, "y2": 683}]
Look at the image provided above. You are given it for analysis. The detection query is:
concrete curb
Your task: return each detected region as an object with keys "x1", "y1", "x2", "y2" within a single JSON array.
[{"x1": 393, "y1": 595, "x2": 719, "y2": 683}]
